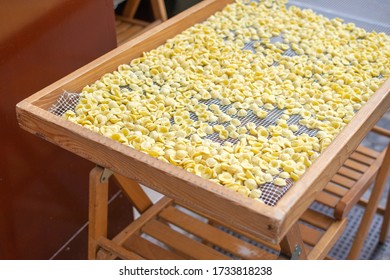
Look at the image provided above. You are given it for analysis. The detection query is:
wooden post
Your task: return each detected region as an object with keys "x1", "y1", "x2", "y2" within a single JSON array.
[
  {"x1": 348, "y1": 147, "x2": 390, "y2": 259},
  {"x1": 112, "y1": 173, "x2": 153, "y2": 214},
  {"x1": 379, "y1": 187, "x2": 390, "y2": 243},
  {"x1": 122, "y1": 0, "x2": 142, "y2": 19},
  {"x1": 88, "y1": 166, "x2": 109, "y2": 260},
  {"x1": 280, "y1": 223, "x2": 307, "y2": 260},
  {"x1": 151, "y1": 0, "x2": 168, "y2": 21}
]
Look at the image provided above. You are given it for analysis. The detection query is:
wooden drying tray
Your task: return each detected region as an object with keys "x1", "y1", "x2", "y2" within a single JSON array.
[{"x1": 16, "y1": 0, "x2": 390, "y2": 245}]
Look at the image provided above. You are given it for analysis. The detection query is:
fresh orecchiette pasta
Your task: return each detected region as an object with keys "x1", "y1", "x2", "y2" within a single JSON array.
[{"x1": 63, "y1": 0, "x2": 390, "y2": 203}]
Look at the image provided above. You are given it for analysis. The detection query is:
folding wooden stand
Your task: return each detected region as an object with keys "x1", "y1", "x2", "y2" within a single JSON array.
[
  {"x1": 313, "y1": 126, "x2": 390, "y2": 259},
  {"x1": 87, "y1": 166, "x2": 350, "y2": 260},
  {"x1": 115, "y1": 0, "x2": 167, "y2": 45}
]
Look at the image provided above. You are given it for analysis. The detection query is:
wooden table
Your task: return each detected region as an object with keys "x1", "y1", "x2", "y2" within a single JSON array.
[{"x1": 16, "y1": 0, "x2": 390, "y2": 259}]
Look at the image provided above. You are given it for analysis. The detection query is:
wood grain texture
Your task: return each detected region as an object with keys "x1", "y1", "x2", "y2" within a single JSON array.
[
  {"x1": 324, "y1": 182, "x2": 348, "y2": 198},
  {"x1": 88, "y1": 166, "x2": 109, "y2": 260},
  {"x1": 306, "y1": 218, "x2": 347, "y2": 260},
  {"x1": 379, "y1": 186, "x2": 390, "y2": 243},
  {"x1": 280, "y1": 223, "x2": 307, "y2": 259},
  {"x1": 299, "y1": 224, "x2": 322, "y2": 247},
  {"x1": 300, "y1": 209, "x2": 333, "y2": 230},
  {"x1": 112, "y1": 173, "x2": 153, "y2": 214},
  {"x1": 343, "y1": 158, "x2": 369, "y2": 173}
]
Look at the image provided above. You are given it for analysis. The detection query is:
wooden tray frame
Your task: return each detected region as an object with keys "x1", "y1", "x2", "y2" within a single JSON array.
[{"x1": 16, "y1": 0, "x2": 390, "y2": 244}]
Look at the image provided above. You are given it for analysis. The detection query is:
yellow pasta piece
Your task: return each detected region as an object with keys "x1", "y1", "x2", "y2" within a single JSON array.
[
  {"x1": 249, "y1": 189, "x2": 262, "y2": 199},
  {"x1": 263, "y1": 173, "x2": 273, "y2": 183},
  {"x1": 263, "y1": 103, "x2": 275, "y2": 111},
  {"x1": 244, "y1": 179, "x2": 257, "y2": 190},
  {"x1": 237, "y1": 109, "x2": 248, "y2": 117},
  {"x1": 279, "y1": 172, "x2": 290, "y2": 179},
  {"x1": 227, "y1": 107, "x2": 237, "y2": 115},
  {"x1": 274, "y1": 178, "x2": 287, "y2": 187},
  {"x1": 255, "y1": 108, "x2": 268, "y2": 119},
  {"x1": 237, "y1": 187, "x2": 250, "y2": 197}
]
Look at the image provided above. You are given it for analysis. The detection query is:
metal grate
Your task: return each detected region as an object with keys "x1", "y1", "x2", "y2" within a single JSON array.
[{"x1": 47, "y1": 0, "x2": 390, "y2": 207}]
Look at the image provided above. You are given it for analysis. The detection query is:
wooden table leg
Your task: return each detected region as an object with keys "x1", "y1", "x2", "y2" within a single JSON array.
[
  {"x1": 379, "y1": 186, "x2": 390, "y2": 243},
  {"x1": 112, "y1": 173, "x2": 153, "y2": 214},
  {"x1": 348, "y1": 147, "x2": 390, "y2": 259},
  {"x1": 280, "y1": 223, "x2": 307, "y2": 260},
  {"x1": 88, "y1": 166, "x2": 109, "y2": 260}
]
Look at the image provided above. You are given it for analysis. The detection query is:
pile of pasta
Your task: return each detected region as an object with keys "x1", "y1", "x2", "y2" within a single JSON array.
[{"x1": 64, "y1": 0, "x2": 390, "y2": 203}]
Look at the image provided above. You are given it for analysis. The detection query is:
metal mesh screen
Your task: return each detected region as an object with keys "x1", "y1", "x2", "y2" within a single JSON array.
[
  {"x1": 48, "y1": 91, "x2": 80, "y2": 116},
  {"x1": 47, "y1": 0, "x2": 390, "y2": 206}
]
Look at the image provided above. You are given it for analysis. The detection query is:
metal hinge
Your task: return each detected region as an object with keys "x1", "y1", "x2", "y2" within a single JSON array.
[
  {"x1": 100, "y1": 168, "x2": 113, "y2": 183},
  {"x1": 291, "y1": 244, "x2": 302, "y2": 260}
]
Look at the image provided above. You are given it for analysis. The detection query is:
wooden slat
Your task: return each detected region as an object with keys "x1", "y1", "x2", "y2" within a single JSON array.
[
  {"x1": 159, "y1": 206, "x2": 276, "y2": 260},
  {"x1": 349, "y1": 151, "x2": 376, "y2": 165},
  {"x1": 324, "y1": 182, "x2": 348, "y2": 198},
  {"x1": 300, "y1": 209, "x2": 333, "y2": 230},
  {"x1": 315, "y1": 191, "x2": 339, "y2": 208},
  {"x1": 307, "y1": 218, "x2": 348, "y2": 260},
  {"x1": 142, "y1": 219, "x2": 230, "y2": 260},
  {"x1": 299, "y1": 224, "x2": 322, "y2": 247},
  {"x1": 337, "y1": 166, "x2": 363, "y2": 181},
  {"x1": 331, "y1": 174, "x2": 356, "y2": 188},
  {"x1": 96, "y1": 237, "x2": 144, "y2": 260},
  {"x1": 343, "y1": 158, "x2": 369, "y2": 173},
  {"x1": 372, "y1": 126, "x2": 390, "y2": 138},
  {"x1": 356, "y1": 145, "x2": 381, "y2": 158},
  {"x1": 175, "y1": 202, "x2": 280, "y2": 251},
  {"x1": 123, "y1": 235, "x2": 185, "y2": 260}
]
